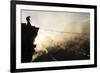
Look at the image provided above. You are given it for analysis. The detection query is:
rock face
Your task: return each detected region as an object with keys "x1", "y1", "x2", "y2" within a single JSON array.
[{"x1": 21, "y1": 22, "x2": 39, "y2": 63}]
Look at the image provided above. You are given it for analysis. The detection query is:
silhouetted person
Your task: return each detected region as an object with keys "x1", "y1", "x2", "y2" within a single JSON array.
[
  {"x1": 21, "y1": 16, "x2": 39, "y2": 63},
  {"x1": 26, "y1": 16, "x2": 31, "y2": 26}
]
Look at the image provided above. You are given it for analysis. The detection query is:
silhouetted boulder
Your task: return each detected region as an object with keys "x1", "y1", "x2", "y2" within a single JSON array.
[{"x1": 21, "y1": 16, "x2": 39, "y2": 63}]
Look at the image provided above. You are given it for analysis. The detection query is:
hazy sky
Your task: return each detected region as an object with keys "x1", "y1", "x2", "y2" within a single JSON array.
[
  {"x1": 21, "y1": 10, "x2": 89, "y2": 32},
  {"x1": 21, "y1": 10, "x2": 90, "y2": 52}
]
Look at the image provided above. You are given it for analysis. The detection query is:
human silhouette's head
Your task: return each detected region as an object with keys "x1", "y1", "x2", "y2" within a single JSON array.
[{"x1": 26, "y1": 16, "x2": 30, "y2": 22}]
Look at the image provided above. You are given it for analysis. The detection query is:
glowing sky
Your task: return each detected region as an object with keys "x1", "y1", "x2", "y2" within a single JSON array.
[{"x1": 21, "y1": 10, "x2": 89, "y2": 32}]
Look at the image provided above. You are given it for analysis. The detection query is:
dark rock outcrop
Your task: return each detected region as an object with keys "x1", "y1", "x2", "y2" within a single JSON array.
[{"x1": 21, "y1": 16, "x2": 39, "y2": 63}]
